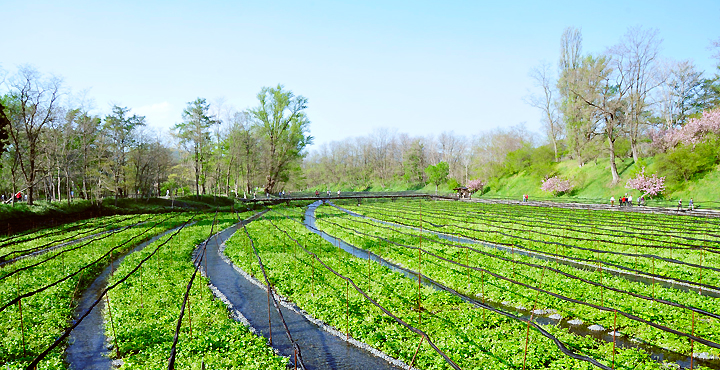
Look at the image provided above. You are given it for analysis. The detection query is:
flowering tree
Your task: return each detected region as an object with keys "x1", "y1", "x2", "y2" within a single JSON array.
[
  {"x1": 654, "y1": 108, "x2": 720, "y2": 150},
  {"x1": 625, "y1": 167, "x2": 665, "y2": 197},
  {"x1": 541, "y1": 176, "x2": 573, "y2": 195},
  {"x1": 467, "y1": 179, "x2": 485, "y2": 194}
]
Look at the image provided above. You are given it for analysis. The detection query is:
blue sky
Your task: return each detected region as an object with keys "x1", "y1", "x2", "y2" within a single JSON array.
[{"x1": 1, "y1": 0, "x2": 718, "y2": 148}]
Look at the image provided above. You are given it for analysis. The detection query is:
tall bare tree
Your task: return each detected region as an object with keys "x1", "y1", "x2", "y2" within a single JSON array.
[
  {"x1": 558, "y1": 27, "x2": 588, "y2": 160},
  {"x1": 6, "y1": 66, "x2": 62, "y2": 204},
  {"x1": 527, "y1": 61, "x2": 562, "y2": 160},
  {"x1": 610, "y1": 27, "x2": 662, "y2": 162},
  {"x1": 572, "y1": 55, "x2": 625, "y2": 183}
]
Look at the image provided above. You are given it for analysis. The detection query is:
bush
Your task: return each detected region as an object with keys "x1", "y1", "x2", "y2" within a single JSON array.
[{"x1": 654, "y1": 134, "x2": 720, "y2": 190}]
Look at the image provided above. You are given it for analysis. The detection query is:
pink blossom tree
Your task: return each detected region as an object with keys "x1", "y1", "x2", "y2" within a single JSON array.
[
  {"x1": 654, "y1": 108, "x2": 720, "y2": 150},
  {"x1": 625, "y1": 167, "x2": 665, "y2": 198},
  {"x1": 540, "y1": 176, "x2": 573, "y2": 195},
  {"x1": 467, "y1": 179, "x2": 485, "y2": 194}
]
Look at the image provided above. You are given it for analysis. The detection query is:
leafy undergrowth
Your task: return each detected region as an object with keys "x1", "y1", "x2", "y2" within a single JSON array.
[
  {"x1": 318, "y1": 202, "x2": 719, "y2": 364},
  {"x1": 0, "y1": 214, "x2": 184, "y2": 369},
  {"x1": 106, "y1": 212, "x2": 287, "y2": 370},
  {"x1": 224, "y1": 210, "x2": 668, "y2": 370}
]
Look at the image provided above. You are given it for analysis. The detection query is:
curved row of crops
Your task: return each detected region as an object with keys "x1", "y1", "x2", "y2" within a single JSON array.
[
  {"x1": 0, "y1": 211, "x2": 287, "y2": 370},
  {"x1": 1, "y1": 199, "x2": 717, "y2": 370}
]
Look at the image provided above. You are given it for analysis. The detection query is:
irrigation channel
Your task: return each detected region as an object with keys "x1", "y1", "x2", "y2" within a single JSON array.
[
  {"x1": 0, "y1": 214, "x2": 142, "y2": 267},
  {"x1": 304, "y1": 200, "x2": 720, "y2": 370},
  {"x1": 195, "y1": 211, "x2": 405, "y2": 370},
  {"x1": 65, "y1": 223, "x2": 190, "y2": 370},
  {"x1": 331, "y1": 202, "x2": 720, "y2": 298}
]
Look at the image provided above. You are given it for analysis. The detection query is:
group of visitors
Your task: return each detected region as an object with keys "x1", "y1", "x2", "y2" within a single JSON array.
[
  {"x1": 521, "y1": 194, "x2": 529, "y2": 202},
  {"x1": 314, "y1": 190, "x2": 342, "y2": 197},
  {"x1": 677, "y1": 198, "x2": 694, "y2": 211},
  {"x1": 611, "y1": 194, "x2": 696, "y2": 211},
  {"x1": 610, "y1": 193, "x2": 647, "y2": 207}
]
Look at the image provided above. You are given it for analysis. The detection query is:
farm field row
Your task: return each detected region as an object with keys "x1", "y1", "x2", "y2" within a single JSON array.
[
  {"x1": 1, "y1": 199, "x2": 717, "y2": 370},
  {"x1": 0, "y1": 211, "x2": 286, "y2": 370}
]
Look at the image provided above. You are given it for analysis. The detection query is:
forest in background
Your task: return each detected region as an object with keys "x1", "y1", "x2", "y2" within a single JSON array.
[{"x1": 1, "y1": 26, "x2": 719, "y2": 206}]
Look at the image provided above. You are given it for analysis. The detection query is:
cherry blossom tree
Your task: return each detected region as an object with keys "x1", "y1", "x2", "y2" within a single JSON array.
[
  {"x1": 467, "y1": 179, "x2": 485, "y2": 194},
  {"x1": 541, "y1": 176, "x2": 573, "y2": 195},
  {"x1": 625, "y1": 167, "x2": 665, "y2": 197},
  {"x1": 654, "y1": 108, "x2": 720, "y2": 150}
]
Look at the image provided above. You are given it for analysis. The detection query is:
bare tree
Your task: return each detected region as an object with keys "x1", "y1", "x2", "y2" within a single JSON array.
[
  {"x1": 6, "y1": 66, "x2": 62, "y2": 204},
  {"x1": 527, "y1": 61, "x2": 562, "y2": 160},
  {"x1": 610, "y1": 27, "x2": 662, "y2": 162},
  {"x1": 655, "y1": 60, "x2": 703, "y2": 128},
  {"x1": 558, "y1": 27, "x2": 587, "y2": 160},
  {"x1": 572, "y1": 55, "x2": 625, "y2": 184}
]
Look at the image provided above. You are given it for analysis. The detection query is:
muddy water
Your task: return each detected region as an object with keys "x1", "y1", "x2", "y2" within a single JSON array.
[
  {"x1": 199, "y1": 212, "x2": 403, "y2": 370},
  {"x1": 64, "y1": 225, "x2": 186, "y2": 370},
  {"x1": 307, "y1": 201, "x2": 719, "y2": 370}
]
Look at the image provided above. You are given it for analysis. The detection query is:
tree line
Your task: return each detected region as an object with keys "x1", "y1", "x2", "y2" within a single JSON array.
[
  {"x1": 2, "y1": 27, "x2": 718, "y2": 203},
  {"x1": 305, "y1": 27, "x2": 720, "y2": 193},
  {"x1": 0, "y1": 67, "x2": 311, "y2": 205}
]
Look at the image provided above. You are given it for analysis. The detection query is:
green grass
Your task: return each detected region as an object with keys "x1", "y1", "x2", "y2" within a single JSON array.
[{"x1": 479, "y1": 157, "x2": 720, "y2": 208}]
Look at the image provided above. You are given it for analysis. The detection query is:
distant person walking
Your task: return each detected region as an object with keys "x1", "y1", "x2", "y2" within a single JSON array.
[
  {"x1": 610, "y1": 196, "x2": 615, "y2": 207},
  {"x1": 315, "y1": 190, "x2": 319, "y2": 197},
  {"x1": 337, "y1": 190, "x2": 341, "y2": 196},
  {"x1": 677, "y1": 199, "x2": 682, "y2": 211},
  {"x1": 628, "y1": 195, "x2": 633, "y2": 206},
  {"x1": 689, "y1": 198, "x2": 694, "y2": 211}
]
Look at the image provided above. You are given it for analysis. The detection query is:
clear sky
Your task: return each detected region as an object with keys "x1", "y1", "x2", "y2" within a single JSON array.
[{"x1": 1, "y1": 0, "x2": 718, "y2": 148}]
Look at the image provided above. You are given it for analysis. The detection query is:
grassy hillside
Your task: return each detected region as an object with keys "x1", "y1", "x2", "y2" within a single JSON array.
[{"x1": 482, "y1": 156, "x2": 720, "y2": 208}]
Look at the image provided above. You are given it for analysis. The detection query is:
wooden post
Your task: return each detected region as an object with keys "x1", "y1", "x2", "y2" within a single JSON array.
[
  {"x1": 522, "y1": 312, "x2": 534, "y2": 370},
  {"x1": 311, "y1": 264, "x2": 315, "y2": 297},
  {"x1": 651, "y1": 258, "x2": 656, "y2": 300},
  {"x1": 418, "y1": 199, "x2": 422, "y2": 326},
  {"x1": 16, "y1": 274, "x2": 27, "y2": 356},
  {"x1": 140, "y1": 264, "x2": 144, "y2": 310},
  {"x1": 346, "y1": 280, "x2": 350, "y2": 340},
  {"x1": 612, "y1": 309, "x2": 617, "y2": 369},
  {"x1": 699, "y1": 248, "x2": 704, "y2": 295},
  {"x1": 465, "y1": 247, "x2": 469, "y2": 280},
  {"x1": 690, "y1": 310, "x2": 696, "y2": 370},
  {"x1": 481, "y1": 269, "x2": 486, "y2": 321},
  {"x1": 410, "y1": 335, "x2": 425, "y2": 368},
  {"x1": 106, "y1": 292, "x2": 120, "y2": 358}
]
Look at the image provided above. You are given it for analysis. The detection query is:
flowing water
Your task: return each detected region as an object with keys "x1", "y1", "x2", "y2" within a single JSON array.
[
  {"x1": 65, "y1": 224, "x2": 186, "y2": 370},
  {"x1": 198, "y1": 212, "x2": 403, "y2": 370},
  {"x1": 307, "y1": 201, "x2": 719, "y2": 370}
]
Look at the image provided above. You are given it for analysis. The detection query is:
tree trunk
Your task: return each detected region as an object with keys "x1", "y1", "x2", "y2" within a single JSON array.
[
  {"x1": 608, "y1": 137, "x2": 620, "y2": 184},
  {"x1": 66, "y1": 169, "x2": 71, "y2": 204},
  {"x1": 631, "y1": 139, "x2": 639, "y2": 163}
]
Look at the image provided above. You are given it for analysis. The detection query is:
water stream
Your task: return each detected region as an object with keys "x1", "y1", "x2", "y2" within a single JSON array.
[
  {"x1": 65, "y1": 224, "x2": 186, "y2": 370},
  {"x1": 197, "y1": 211, "x2": 404, "y2": 370},
  {"x1": 330, "y1": 203, "x2": 720, "y2": 298},
  {"x1": 306, "y1": 201, "x2": 719, "y2": 370}
]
